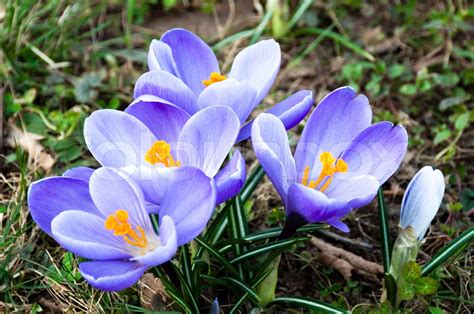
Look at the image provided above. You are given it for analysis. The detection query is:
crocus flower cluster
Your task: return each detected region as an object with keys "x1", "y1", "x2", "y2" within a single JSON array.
[
  {"x1": 27, "y1": 28, "x2": 314, "y2": 291},
  {"x1": 27, "y1": 28, "x2": 443, "y2": 293}
]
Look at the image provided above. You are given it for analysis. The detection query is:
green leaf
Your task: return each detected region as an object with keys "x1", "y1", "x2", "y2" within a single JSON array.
[
  {"x1": 401, "y1": 261, "x2": 422, "y2": 283},
  {"x1": 267, "y1": 296, "x2": 346, "y2": 313},
  {"x1": 383, "y1": 273, "x2": 397, "y2": 309},
  {"x1": 433, "y1": 129, "x2": 452, "y2": 145},
  {"x1": 240, "y1": 165, "x2": 265, "y2": 203},
  {"x1": 388, "y1": 64, "x2": 409, "y2": 79},
  {"x1": 434, "y1": 73, "x2": 460, "y2": 87},
  {"x1": 414, "y1": 277, "x2": 439, "y2": 295},
  {"x1": 397, "y1": 280, "x2": 415, "y2": 301},
  {"x1": 230, "y1": 237, "x2": 308, "y2": 264},
  {"x1": 422, "y1": 227, "x2": 474, "y2": 276},
  {"x1": 428, "y1": 306, "x2": 445, "y2": 314},
  {"x1": 256, "y1": 255, "x2": 280, "y2": 307},
  {"x1": 194, "y1": 237, "x2": 241, "y2": 278},
  {"x1": 455, "y1": 112, "x2": 470, "y2": 131},
  {"x1": 229, "y1": 196, "x2": 249, "y2": 279},
  {"x1": 399, "y1": 83, "x2": 417, "y2": 96},
  {"x1": 439, "y1": 95, "x2": 471, "y2": 110},
  {"x1": 377, "y1": 189, "x2": 392, "y2": 273}
]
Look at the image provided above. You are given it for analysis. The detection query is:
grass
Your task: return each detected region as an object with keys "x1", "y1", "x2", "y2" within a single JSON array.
[{"x1": 1, "y1": 0, "x2": 473, "y2": 312}]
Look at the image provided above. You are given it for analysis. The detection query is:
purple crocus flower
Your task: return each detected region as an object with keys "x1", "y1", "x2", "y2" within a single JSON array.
[
  {"x1": 136, "y1": 28, "x2": 314, "y2": 142},
  {"x1": 251, "y1": 87, "x2": 408, "y2": 235},
  {"x1": 28, "y1": 166, "x2": 215, "y2": 291},
  {"x1": 84, "y1": 105, "x2": 244, "y2": 205}
]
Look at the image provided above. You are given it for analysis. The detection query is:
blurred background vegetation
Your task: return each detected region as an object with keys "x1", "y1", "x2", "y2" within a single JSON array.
[{"x1": 1, "y1": 0, "x2": 473, "y2": 312}]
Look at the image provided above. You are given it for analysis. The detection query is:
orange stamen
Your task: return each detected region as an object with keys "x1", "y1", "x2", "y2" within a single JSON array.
[
  {"x1": 104, "y1": 210, "x2": 147, "y2": 248},
  {"x1": 145, "y1": 140, "x2": 180, "y2": 167},
  {"x1": 300, "y1": 152, "x2": 348, "y2": 192},
  {"x1": 202, "y1": 72, "x2": 226, "y2": 87}
]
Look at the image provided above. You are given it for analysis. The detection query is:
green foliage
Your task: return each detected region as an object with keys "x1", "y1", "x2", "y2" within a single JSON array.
[{"x1": 396, "y1": 261, "x2": 440, "y2": 305}]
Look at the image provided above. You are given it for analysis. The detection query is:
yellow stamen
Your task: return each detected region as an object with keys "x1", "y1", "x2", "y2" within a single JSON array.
[
  {"x1": 145, "y1": 140, "x2": 181, "y2": 167},
  {"x1": 104, "y1": 210, "x2": 147, "y2": 248},
  {"x1": 202, "y1": 72, "x2": 226, "y2": 87},
  {"x1": 300, "y1": 152, "x2": 348, "y2": 192}
]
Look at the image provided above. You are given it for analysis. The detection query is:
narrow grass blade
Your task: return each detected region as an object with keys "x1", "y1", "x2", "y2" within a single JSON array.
[
  {"x1": 230, "y1": 268, "x2": 274, "y2": 313},
  {"x1": 384, "y1": 273, "x2": 397, "y2": 308},
  {"x1": 377, "y1": 188, "x2": 392, "y2": 273},
  {"x1": 172, "y1": 262, "x2": 200, "y2": 313},
  {"x1": 230, "y1": 237, "x2": 308, "y2": 264},
  {"x1": 421, "y1": 226, "x2": 474, "y2": 276},
  {"x1": 250, "y1": 10, "x2": 274, "y2": 44},
  {"x1": 289, "y1": 24, "x2": 335, "y2": 67},
  {"x1": 180, "y1": 246, "x2": 195, "y2": 296},
  {"x1": 194, "y1": 237, "x2": 241, "y2": 278},
  {"x1": 288, "y1": 0, "x2": 313, "y2": 30},
  {"x1": 201, "y1": 275, "x2": 260, "y2": 303},
  {"x1": 212, "y1": 29, "x2": 254, "y2": 52},
  {"x1": 294, "y1": 27, "x2": 375, "y2": 61},
  {"x1": 268, "y1": 296, "x2": 347, "y2": 313},
  {"x1": 244, "y1": 224, "x2": 326, "y2": 242},
  {"x1": 241, "y1": 165, "x2": 265, "y2": 203},
  {"x1": 229, "y1": 197, "x2": 249, "y2": 278}
]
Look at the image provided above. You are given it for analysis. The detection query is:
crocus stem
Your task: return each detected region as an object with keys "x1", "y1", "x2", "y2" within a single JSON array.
[{"x1": 278, "y1": 213, "x2": 307, "y2": 240}]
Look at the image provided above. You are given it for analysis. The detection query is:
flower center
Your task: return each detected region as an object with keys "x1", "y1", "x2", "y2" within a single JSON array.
[
  {"x1": 145, "y1": 140, "x2": 180, "y2": 167},
  {"x1": 104, "y1": 209, "x2": 147, "y2": 248},
  {"x1": 301, "y1": 152, "x2": 348, "y2": 192},
  {"x1": 202, "y1": 72, "x2": 226, "y2": 87}
]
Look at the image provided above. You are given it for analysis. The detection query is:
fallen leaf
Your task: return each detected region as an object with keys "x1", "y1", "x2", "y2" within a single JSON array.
[{"x1": 6, "y1": 121, "x2": 55, "y2": 171}]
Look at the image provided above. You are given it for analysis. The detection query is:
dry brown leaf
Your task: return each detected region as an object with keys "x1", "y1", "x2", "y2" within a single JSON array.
[
  {"x1": 138, "y1": 273, "x2": 171, "y2": 311},
  {"x1": 5, "y1": 121, "x2": 55, "y2": 171}
]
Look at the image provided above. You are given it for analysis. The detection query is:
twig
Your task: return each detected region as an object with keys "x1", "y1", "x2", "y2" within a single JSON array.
[{"x1": 316, "y1": 229, "x2": 374, "y2": 250}]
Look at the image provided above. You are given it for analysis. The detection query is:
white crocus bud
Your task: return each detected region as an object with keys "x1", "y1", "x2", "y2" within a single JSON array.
[
  {"x1": 400, "y1": 166, "x2": 445, "y2": 241},
  {"x1": 390, "y1": 166, "x2": 445, "y2": 279}
]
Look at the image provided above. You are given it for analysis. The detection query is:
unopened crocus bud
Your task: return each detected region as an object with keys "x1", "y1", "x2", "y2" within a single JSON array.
[
  {"x1": 390, "y1": 166, "x2": 445, "y2": 279},
  {"x1": 390, "y1": 226, "x2": 419, "y2": 279}
]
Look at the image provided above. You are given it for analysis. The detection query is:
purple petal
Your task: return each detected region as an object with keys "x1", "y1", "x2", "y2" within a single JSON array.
[
  {"x1": 133, "y1": 70, "x2": 198, "y2": 114},
  {"x1": 251, "y1": 113, "x2": 296, "y2": 204},
  {"x1": 294, "y1": 87, "x2": 372, "y2": 182},
  {"x1": 161, "y1": 28, "x2": 219, "y2": 96},
  {"x1": 62, "y1": 166, "x2": 94, "y2": 182},
  {"x1": 142, "y1": 166, "x2": 216, "y2": 246},
  {"x1": 89, "y1": 167, "x2": 155, "y2": 236},
  {"x1": 28, "y1": 177, "x2": 100, "y2": 236},
  {"x1": 228, "y1": 39, "x2": 281, "y2": 105},
  {"x1": 125, "y1": 95, "x2": 190, "y2": 146},
  {"x1": 400, "y1": 166, "x2": 445, "y2": 240},
  {"x1": 79, "y1": 260, "x2": 147, "y2": 292},
  {"x1": 177, "y1": 106, "x2": 240, "y2": 177},
  {"x1": 147, "y1": 39, "x2": 177, "y2": 74},
  {"x1": 286, "y1": 183, "x2": 349, "y2": 224},
  {"x1": 341, "y1": 122, "x2": 408, "y2": 184},
  {"x1": 325, "y1": 219, "x2": 350, "y2": 233},
  {"x1": 237, "y1": 90, "x2": 314, "y2": 142},
  {"x1": 51, "y1": 210, "x2": 131, "y2": 260},
  {"x1": 197, "y1": 79, "x2": 258, "y2": 124},
  {"x1": 131, "y1": 215, "x2": 177, "y2": 266},
  {"x1": 325, "y1": 174, "x2": 380, "y2": 207},
  {"x1": 215, "y1": 149, "x2": 246, "y2": 204},
  {"x1": 84, "y1": 109, "x2": 156, "y2": 169}
]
